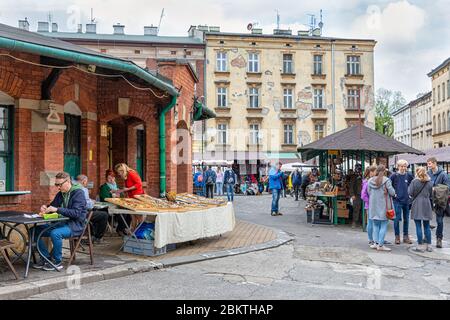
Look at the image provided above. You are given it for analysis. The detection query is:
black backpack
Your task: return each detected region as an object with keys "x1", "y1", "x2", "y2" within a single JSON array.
[
  {"x1": 226, "y1": 171, "x2": 235, "y2": 184},
  {"x1": 206, "y1": 173, "x2": 214, "y2": 185}
]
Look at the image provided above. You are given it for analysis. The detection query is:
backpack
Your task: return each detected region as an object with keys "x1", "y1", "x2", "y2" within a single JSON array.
[
  {"x1": 197, "y1": 174, "x2": 203, "y2": 183},
  {"x1": 433, "y1": 184, "x2": 449, "y2": 209},
  {"x1": 226, "y1": 171, "x2": 235, "y2": 185}
]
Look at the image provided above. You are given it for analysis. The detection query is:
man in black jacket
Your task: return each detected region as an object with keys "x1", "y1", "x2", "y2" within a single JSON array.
[{"x1": 33, "y1": 172, "x2": 87, "y2": 271}]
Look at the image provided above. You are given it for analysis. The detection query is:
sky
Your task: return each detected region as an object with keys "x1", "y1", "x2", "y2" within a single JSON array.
[{"x1": 0, "y1": 0, "x2": 449, "y2": 102}]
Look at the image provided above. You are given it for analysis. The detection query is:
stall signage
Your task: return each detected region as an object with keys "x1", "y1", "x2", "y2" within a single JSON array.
[{"x1": 328, "y1": 150, "x2": 340, "y2": 156}]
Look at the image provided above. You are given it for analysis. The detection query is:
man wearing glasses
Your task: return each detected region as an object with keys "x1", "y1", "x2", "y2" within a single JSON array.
[{"x1": 32, "y1": 172, "x2": 87, "y2": 271}]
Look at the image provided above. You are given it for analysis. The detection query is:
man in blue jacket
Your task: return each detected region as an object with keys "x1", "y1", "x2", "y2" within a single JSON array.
[
  {"x1": 390, "y1": 160, "x2": 414, "y2": 245},
  {"x1": 204, "y1": 166, "x2": 217, "y2": 199},
  {"x1": 33, "y1": 172, "x2": 87, "y2": 271},
  {"x1": 427, "y1": 157, "x2": 450, "y2": 248},
  {"x1": 269, "y1": 162, "x2": 284, "y2": 216},
  {"x1": 291, "y1": 168, "x2": 303, "y2": 201}
]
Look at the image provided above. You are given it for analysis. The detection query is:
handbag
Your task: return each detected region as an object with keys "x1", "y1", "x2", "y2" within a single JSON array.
[{"x1": 384, "y1": 186, "x2": 395, "y2": 220}]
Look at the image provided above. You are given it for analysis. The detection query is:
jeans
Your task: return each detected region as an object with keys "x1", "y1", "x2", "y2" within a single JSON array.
[
  {"x1": 206, "y1": 184, "x2": 214, "y2": 198},
  {"x1": 294, "y1": 185, "x2": 301, "y2": 200},
  {"x1": 91, "y1": 210, "x2": 109, "y2": 239},
  {"x1": 436, "y1": 214, "x2": 444, "y2": 239},
  {"x1": 216, "y1": 182, "x2": 224, "y2": 195},
  {"x1": 32, "y1": 224, "x2": 72, "y2": 264},
  {"x1": 393, "y1": 202, "x2": 410, "y2": 236},
  {"x1": 414, "y1": 220, "x2": 431, "y2": 244},
  {"x1": 271, "y1": 189, "x2": 281, "y2": 213},
  {"x1": 367, "y1": 218, "x2": 374, "y2": 242},
  {"x1": 226, "y1": 184, "x2": 234, "y2": 202},
  {"x1": 372, "y1": 220, "x2": 389, "y2": 246}
]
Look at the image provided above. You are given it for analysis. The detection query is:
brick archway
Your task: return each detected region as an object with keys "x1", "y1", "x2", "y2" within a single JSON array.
[{"x1": 0, "y1": 71, "x2": 25, "y2": 99}]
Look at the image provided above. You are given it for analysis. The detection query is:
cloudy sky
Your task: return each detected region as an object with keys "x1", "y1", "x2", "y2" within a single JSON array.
[{"x1": 0, "y1": 0, "x2": 449, "y2": 102}]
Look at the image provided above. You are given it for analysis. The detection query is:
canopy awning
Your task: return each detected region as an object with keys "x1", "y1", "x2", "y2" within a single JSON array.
[
  {"x1": 390, "y1": 146, "x2": 450, "y2": 165},
  {"x1": 298, "y1": 125, "x2": 425, "y2": 161}
]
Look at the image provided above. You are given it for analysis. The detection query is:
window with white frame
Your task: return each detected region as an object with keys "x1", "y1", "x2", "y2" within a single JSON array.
[
  {"x1": 346, "y1": 56, "x2": 361, "y2": 75},
  {"x1": 313, "y1": 55, "x2": 323, "y2": 75},
  {"x1": 314, "y1": 123, "x2": 324, "y2": 140},
  {"x1": 216, "y1": 51, "x2": 227, "y2": 72},
  {"x1": 249, "y1": 87, "x2": 259, "y2": 108},
  {"x1": 313, "y1": 88, "x2": 324, "y2": 109},
  {"x1": 217, "y1": 87, "x2": 227, "y2": 107},
  {"x1": 438, "y1": 85, "x2": 441, "y2": 103},
  {"x1": 284, "y1": 124, "x2": 294, "y2": 144},
  {"x1": 283, "y1": 88, "x2": 293, "y2": 108},
  {"x1": 249, "y1": 124, "x2": 260, "y2": 144},
  {"x1": 283, "y1": 54, "x2": 293, "y2": 74},
  {"x1": 217, "y1": 124, "x2": 228, "y2": 144},
  {"x1": 347, "y1": 88, "x2": 361, "y2": 109},
  {"x1": 248, "y1": 52, "x2": 259, "y2": 72},
  {"x1": 443, "y1": 82, "x2": 446, "y2": 102}
]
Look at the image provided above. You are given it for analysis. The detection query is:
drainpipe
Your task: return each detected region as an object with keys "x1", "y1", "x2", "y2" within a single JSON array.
[
  {"x1": 331, "y1": 40, "x2": 336, "y2": 133},
  {"x1": 159, "y1": 95, "x2": 177, "y2": 198}
]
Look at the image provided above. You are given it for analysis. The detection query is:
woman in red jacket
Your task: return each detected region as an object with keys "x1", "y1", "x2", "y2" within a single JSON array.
[{"x1": 114, "y1": 163, "x2": 145, "y2": 231}]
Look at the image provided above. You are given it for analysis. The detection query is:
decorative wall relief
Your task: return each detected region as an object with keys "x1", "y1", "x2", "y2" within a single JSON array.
[
  {"x1": 297, "y1": 88, "x2": 313, "y2": 100},
  {"x1": 231, "y1": 48, "x2": 238, "y2": 53},
  {"x1": 298, "y1": 130, "x2": 312, "y2": 146},
  {"x1": 265, "y1": 70, "x2": 273, "y2": 76},
  {"x1": 262, "y1": 107, "x2": 270, "y2": 115},
  {"x1": 273, "y1": 97, "x2": 282, "y2": 112},
  {"x1": 267, "y1": 82, "x2": 274, "y2": 87},
  {"x1": 296, "y1": 101, "x2": 312, "y2": 120},
  {"x1": 231, "y1": 55, "x2": 246, "y2": 68}
]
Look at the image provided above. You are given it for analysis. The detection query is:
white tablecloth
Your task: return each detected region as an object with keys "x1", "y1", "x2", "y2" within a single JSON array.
[
  {"x1": 154, "y1": 203, "x2": 235, "y2": 248},
  {"x1": 108, "y1": 203, "x2": 236, "y2": 248}
]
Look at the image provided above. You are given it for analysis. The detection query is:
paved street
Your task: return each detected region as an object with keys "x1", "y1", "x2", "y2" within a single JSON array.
[{"x1": 29, "y1": 194, "x2": 450, "y2": 300}]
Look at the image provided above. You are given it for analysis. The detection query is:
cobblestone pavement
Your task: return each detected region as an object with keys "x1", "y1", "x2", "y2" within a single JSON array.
[{"x1": 28, "y1": 195, "x2": 450, "y2": 300}]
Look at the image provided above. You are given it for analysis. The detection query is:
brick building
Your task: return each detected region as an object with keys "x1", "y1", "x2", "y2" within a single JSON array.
[{"x1": 0, "y1": 23, "x2": 199, "y2": 212}]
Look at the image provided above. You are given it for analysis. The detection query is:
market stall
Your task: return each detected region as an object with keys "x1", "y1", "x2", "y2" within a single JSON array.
[
  {"x1": 105, "y1": 193, "x2": 235, "y2": 255},
  {"x1": 298, "y1": 125, "x2": 425, "y2": 230}
]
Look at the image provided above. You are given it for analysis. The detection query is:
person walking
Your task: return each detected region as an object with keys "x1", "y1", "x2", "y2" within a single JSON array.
[
  {"x1": 427, "y1": 157, "x2": 450, "y2": 248},
  {"x1": 224, "y1": 165, "x2": 237, "y2": 202},
  {"x1": 193, "y1": 167, "x2": 204, "y2": 196},
  {"x1": 368, "y1": 165, "x2": 396, "y2": 252},
  {"x1": 216, "y1": 168, "x2": 224, "y2": 196},
  {"x1": 361, "y1": 165, "x2": 377, "y2": 247},
  {"x1": 281, "y1": 171, "x2": 288, "y2": 198},
  {"x1": 269, "y1": 162, "x2": 284, "y2": 216},
  {"x1": 204, "y1": 166, "x2": 217, "y2": 199},
  {"x1": 409, "y1": 167, "x2": 434, "y2": 252},
  {"x1": 349, "y1": 166, "x2": 363, "y2": 229},
  {"x1": 291, "y1": 168, "x2": 303, "y2": 201},
  {"x1": 301, "y1": 172, "x2": 312, "y2": 200},
  {"x1": 390, "y1": 160, "x2": 414, "y2": 245}
]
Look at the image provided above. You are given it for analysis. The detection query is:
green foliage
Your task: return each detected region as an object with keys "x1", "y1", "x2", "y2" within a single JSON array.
[{"x1": 374, "y1": 88, "x2": 406, "y2": 137}]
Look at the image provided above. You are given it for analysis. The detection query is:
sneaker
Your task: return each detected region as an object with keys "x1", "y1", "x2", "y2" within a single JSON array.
[
  {"x1": 403, "y1": 235, "x2": 413, "y2": 244},
  {"x1": 437, "y1": 238, "x2": 443, "y2": 248},
  {"x1": 271, "y1": 212, "x2": 277, "y2": 216},
  {"x1": 43, "y1": 262, "x2": 64, "y2": 271},
  {"x1": 370, "y1": 243, "x2": 378, "y2": 249},
  {"x1": 430, "y1": 225, "x2": 436, "y2": 230},
  {"x1": 377, "y1": 245, "x2": 391, "y2": 252},
  {"x1": 368, "y1": 241, "x2": 375, "y2": 246},
  {"x1": 414, "y1": 245, "x2": 425, "y2": 253},
  {"x1": 32, "y1": 259, "x2": 47, "y2": 270},
  {"x1": 277, "y1": 212, "x2": 283, "y2": 216},
  {"x1": 395, "y1": 236, "x2": 401, "y2": 245},
  {"x1": 426, "y1": 245, "x2": 433, "y2": 252}
]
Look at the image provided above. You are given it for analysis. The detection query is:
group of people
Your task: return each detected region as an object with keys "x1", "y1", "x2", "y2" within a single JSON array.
[
  {"x1": 363, "y1": 157, "x2": 449, "y2": 252},
  {"x1": 32, "y1": 163, "x2": 144, "y2": 271},
  {"x1": 194, "y1": 165, "x2": 238, "y2": 202}
]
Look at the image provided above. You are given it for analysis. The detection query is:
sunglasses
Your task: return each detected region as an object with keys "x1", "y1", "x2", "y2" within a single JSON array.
[{"x1": 54, "y1": 179, "x2": 68, "y2": 187}]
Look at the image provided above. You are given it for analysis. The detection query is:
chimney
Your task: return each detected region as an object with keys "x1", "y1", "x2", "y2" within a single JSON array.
[
  {"x1": 144, "y1": 26, "x2": 158, "y2": 36},
  {"x1": 251, "y1": 28, "x2": 263, "y2": 35},
  {"x1": 273, "y1": 29, "x2": 292, "y2": 36},
  {"x1": 52, "y1": 23, "x2": 58, "y2": 32},
  {"x1": 77, "y1": 24, "x2": 83, "y2": 33},
  {"x1": 18, "y1": 18, "x2": 30, "y2": 31},
  {"x1": 113, "y1": 24, "x2": 125, "y2": 35},
  {"x1": 37, "y1": 21, "x2": 49, "y2": 33},
  {"x1": 86, "y1": 23, "x2": 97, "y2": 34}
]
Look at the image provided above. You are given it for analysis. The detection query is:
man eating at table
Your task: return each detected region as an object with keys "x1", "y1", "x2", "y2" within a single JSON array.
[{"x1": 32, "y1": 172, "x2": 87, "y2": 271}]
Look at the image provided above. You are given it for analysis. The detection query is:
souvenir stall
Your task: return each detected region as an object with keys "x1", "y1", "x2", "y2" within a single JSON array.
[{"x1": 298, "y1": 125, "x2": 425, "y2": 230}]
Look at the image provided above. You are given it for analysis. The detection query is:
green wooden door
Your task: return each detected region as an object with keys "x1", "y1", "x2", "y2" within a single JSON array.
[
  {"x1": 136, "y1": 128, "x2": 145, "y2": 179},
  {"x1": 64, "y1": 114, "x2": 81, "y2": 180}
]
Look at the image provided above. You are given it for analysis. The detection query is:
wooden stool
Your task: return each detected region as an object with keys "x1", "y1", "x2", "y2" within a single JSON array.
[
  {"x1": 67, "y1": 211, "x2": 94, "y2": 266},
  {"x1": 0, "y1": 239, "x2": 19, "y2": 280}
]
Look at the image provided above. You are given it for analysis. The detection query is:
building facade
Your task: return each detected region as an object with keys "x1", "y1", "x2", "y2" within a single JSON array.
[
  {"x1": 393, "y1": 103, "x2": 412, "y2": 147},
  {"x1": 200, "y1": 28, "x2": 376, "y2": 174},
  {"x1": 0, "y1": 23, "x2": 197, "y2": 211},
  {"x1": 410, "y1": 92, "x2": 432, "y2": 151},
  {"x1": 429, "y1": 57, "x2": 450, "y2": 148}
]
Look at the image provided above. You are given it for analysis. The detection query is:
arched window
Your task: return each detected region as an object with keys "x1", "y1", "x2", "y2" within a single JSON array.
[
  {"x1": 443, "y1": 112, "x2": 447, "y2": 133},
  {"x1": 438, "y1": 115, "x2": 441, "y2": 133},
  {"x1": 433, "y1": 116, "x2": 436, "y2": 133}
]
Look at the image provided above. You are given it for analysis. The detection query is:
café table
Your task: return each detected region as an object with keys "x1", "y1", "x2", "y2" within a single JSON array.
[{"x1": 0, "y1": 211, "x2": 69, "y2": 278}]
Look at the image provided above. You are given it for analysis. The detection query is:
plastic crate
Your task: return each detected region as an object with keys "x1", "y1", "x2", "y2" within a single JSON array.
[{"x1": 123, "y1": 236, "x2": 166, "y2": 256}]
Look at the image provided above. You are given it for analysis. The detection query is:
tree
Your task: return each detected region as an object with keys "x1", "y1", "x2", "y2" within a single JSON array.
[{"x1": 374, "y1": 88, "x2": 406, "y2": 137}]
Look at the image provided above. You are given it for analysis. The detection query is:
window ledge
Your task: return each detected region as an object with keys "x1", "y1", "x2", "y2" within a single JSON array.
[
  {"x1": 246, "y1": 72, "x2": 262, "y2": 77},
  {"x1": 280, "y1": 108, "x2": 297, "y2": 113},
  {"x1": 345, "y1": 74, "x2": 364, "y2": 79},
  {"x1": 215, "y1": 107, "x2": 231, "y2": 112},
  {"x1": 214, "y1": 71, "x2": 230, "y2": 75},
  {"x1": 312, "y1": 108, "x2": 327, "y2": 112},
  {"x1": 247, "y1": 107, "x2": 263, "y2": 112},
  {"x1": 281, "y1": 73, "x2": 296, "y2": 77},
  {"x1": 311, "y1": 74, "x2": 326, "y2": 79},
  {"x1": 345, "y1": 108, "x2": 365, "y2": 112}
]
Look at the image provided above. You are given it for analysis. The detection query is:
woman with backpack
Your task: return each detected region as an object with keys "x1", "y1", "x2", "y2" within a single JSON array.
[
  {"x1": 368, "y1": 165, "x2": 396, "y2": 252},
  {"x1": 409, "y1": 166, "x2": 434, "y2": 252},
  {"x1": 361, "y1": 165, "x2": 377, "y2": 247}
]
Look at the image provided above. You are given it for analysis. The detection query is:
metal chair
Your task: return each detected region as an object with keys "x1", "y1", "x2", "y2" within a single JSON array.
[
  {"x1": 0, "y1": 239, "x2": 19, "y2": 279},
  {"x1": 67, "y1": 211, "x2": 94, "y2": 266}
]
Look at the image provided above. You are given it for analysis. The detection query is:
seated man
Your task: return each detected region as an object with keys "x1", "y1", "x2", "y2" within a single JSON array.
[
  {"x1": 33, "y1": 172, "x2": 87, "y2": 271},
  {"x1": 76, "y1": 174, "x2": 109, "y2": 244}
]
